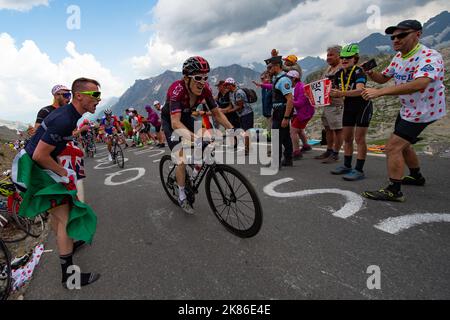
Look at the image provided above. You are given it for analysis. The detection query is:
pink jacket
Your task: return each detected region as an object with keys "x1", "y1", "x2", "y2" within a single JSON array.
[{"x1": 261, "y1": 82, "x2": 315, "y2": 122}]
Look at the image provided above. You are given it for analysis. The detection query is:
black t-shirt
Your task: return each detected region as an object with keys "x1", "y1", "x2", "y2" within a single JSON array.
[
  {"x1": 334, "y1": 66, "x2": 368, "y2": 107},
  {"x1": 25, "y1": 104, "x2": 82, "y2": 160},
  {"x1": 35, "y1": 105, "x2": 56, "y2": 124}
]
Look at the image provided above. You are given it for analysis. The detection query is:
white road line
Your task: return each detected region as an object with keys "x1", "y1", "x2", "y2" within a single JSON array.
[
  {"x1": 374, "y1": 213, "x2": 450, "y2": 235},
  {"x1": 134, "y1": 148, "x2": 155, "y2": 155},
  {"x1": 94, "y1": 158, "x2": 129, "y2": 170},
  {"x1": 104, "y1": 168, "x2": 146, "y2": 186},
  {"x1": 148, "y1": 150, "x2": 165, "y2": 158},
  {"x1": 263, "y1": 178, "x2": 364, "y2": 219}
]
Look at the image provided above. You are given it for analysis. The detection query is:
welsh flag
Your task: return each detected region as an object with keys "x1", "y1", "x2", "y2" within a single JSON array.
[{"x1": 11, "y1": 150, "x2": 97, "y2": 244}]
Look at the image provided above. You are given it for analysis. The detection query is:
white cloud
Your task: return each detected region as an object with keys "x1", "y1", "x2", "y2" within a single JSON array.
[
  {"x1": 0, "y1": 33, "x2": 126, "y2": 123},
  {"x1": 0, "y1": 0, "x2": 49, "y2": 11},
  {"x1": 131, "y1": 0, "x2": 449, "y2": 78},
  {"x1": 130, "y1": 35, "x2": 192, "y2": 77}
]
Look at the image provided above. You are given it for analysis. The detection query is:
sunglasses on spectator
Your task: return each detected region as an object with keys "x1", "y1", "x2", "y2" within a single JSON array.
[
  {"x1": 57, "y1": 92, "x2": 72, "y2": 99},
  {"x1": 79, "y1": 91, "x2": 102, "y2": 99},
  {"x1": 390, "y1": 31, "x2": 416, "y2": 41},
  {"x1": 188, "y1": 75, "x2": 208, "y2": 82}
]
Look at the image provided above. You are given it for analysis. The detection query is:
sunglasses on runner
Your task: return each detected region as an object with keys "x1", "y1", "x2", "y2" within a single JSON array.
[
  {"x1": 56, "y1": 92, "x2": 72, "y2": 99},
  {"x1": 79, "y1": 91, "x2": 102, "y2": 99},
  {"x1": 188, "y1": 75, "x2": 209, "y2": 82},
  {"x1": 340, "y1": 56, "x2": 355, "y2": 60},
  {"x1": 390, "y1": 30, "x2": 416, "y2": 41}
]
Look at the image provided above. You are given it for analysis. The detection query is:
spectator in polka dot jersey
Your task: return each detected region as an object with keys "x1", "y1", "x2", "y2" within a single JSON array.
[{"x1": 361, "y1": 19, "x2": 446, "y2": 203}]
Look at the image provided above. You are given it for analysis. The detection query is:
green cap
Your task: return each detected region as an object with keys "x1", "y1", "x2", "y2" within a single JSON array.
[{"x1": 340, "y1": 44, "x2": 360, "y2": 58}]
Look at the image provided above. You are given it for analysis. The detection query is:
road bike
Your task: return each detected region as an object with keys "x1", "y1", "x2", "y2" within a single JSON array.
[
  {"x1": 159, "y1": 140, "x2": 263, "y2": 238},
  {"x1": 107, "y1": 133, "x2": 125, "y2": 169},
  {"x1": 0, "y1": 171, "x2": 45, "y2": 243},
  {"x1": 82, "y1": 131, "x2": 96, "y2": 158}
]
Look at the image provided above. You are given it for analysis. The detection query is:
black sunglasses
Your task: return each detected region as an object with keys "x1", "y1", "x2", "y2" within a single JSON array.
[
  {"x1": 390, "y1": 30, "x2": 416, "y2": 41},
  {"x1": 340, "y1": 56, "x2": 354, "y2": 60}
]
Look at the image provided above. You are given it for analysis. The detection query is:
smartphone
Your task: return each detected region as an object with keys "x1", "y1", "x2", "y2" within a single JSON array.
[{"x1": 361, "y1": 59, "x2": 377, "y2": 72}]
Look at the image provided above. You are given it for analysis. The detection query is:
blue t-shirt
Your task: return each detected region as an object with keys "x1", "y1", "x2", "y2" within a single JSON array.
[{"x1": 25, "y1": 104, "x2": 82, "y2": 160}]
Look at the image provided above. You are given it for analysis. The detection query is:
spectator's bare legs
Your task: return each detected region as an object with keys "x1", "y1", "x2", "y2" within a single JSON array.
[
  {"x1": 343, "y1": 127, "x2": 355, "y2": 157},
  {"x1": 355, "y1": 127, "x2": 368, "y2": 161},
  {"x1": 299, "y1": 129, "x2": 308, "y2": 147},
  {"x1": 49, "y1": 203, "x2": 100, "y2": 287},
  {"x1": 386, "y1": 134, "x2": 410, "y2": 180},
  {"x1": 333, "y1": 129, "x2": 344, "y2": 153},
  {"x1": 403, "y1": 144, "x2": 420, "y2": 169},
  {"x1": 326, "y1": 127, "x2": 334, "y2": 150},
  {"x1": 49, "y1": 204, "x2": 73, "y2": 255},
  {"x1": 290, "y1": 127, "x2": 301, "y2": 153}
]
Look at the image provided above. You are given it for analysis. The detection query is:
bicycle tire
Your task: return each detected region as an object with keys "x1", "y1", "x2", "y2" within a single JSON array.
[
  {"x1": 159, "y1": 155, "x2": 180, "y2": 206},
  {"x1": 0, "y1": 239, "x2": 12, "y2": 300},
  {"x1": 205, "y1": 165, "x2": 263, "y2": 238},
  {"x1": 114, "y1": 144, "x2": 125, "y2": 168},
  {"x1": 2, "y1": 209, "x2": 29, "y2": 243}
]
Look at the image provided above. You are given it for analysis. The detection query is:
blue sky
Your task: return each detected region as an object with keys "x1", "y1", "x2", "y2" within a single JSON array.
[
  {"x1": 0, "y1": 0, "x2": 156, "y2": 78},
  {"x1": 0, "y1": 0, "x2": 448, "y2": 123}
]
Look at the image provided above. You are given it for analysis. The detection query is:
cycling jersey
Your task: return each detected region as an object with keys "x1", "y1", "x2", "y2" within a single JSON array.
[
  {"x1": 25, "y1": 103, "x2": 81, "y2": 160},
  {"x1": 161, "y1": 80, "x2": 217, "y2": 130},
  {"x1": 101, "y1": 116, "x2": 119, "y2": 135},
  {"x1": 35, "y1": 105, "x2": 56, "y2": 125},
  {"x1": 382, "y1": 44, "x2": 446, "y2": 123},
  {"x1": 334, "y1": 66, "x2": 368, "y2": 108}
]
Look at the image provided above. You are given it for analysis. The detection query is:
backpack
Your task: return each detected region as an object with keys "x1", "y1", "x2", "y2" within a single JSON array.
[{"x1": 241, "y1": 88, "x2": 258, "y2": 103}]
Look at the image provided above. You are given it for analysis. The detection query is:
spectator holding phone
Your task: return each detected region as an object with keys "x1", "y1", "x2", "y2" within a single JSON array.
[{"x1": 362, "y1": 20, "x2": 446, "y2": 202}]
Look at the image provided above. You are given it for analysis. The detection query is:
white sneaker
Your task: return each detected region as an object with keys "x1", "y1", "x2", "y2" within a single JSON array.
[
  {"x1": 178, "y1": 198, "x2": 195, "y2": 215},
  {"x1": 108, "y1": 154, "x2": 113, "y2": 162}
]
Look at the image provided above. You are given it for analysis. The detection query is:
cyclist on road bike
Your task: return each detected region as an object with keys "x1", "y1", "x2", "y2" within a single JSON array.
[
  {"x1": 161, "y1": 56, "x2": 235, "y2": 214},
  {"x1": 101, "y1": 108, "x2": 123, "y2": 161}
]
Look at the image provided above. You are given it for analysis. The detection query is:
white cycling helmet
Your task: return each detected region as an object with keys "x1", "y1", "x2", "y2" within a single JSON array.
[{"x1": 153, "y1": 101, "x2": 160, "y2": 106}]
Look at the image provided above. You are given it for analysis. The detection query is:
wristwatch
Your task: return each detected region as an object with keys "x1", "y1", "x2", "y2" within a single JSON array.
[{"x1": 283, "y1": 116, "x2": 291, "y2": 120}]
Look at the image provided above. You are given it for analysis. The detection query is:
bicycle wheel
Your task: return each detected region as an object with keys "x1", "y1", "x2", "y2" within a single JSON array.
[
  {"x1": 114, "y1": 144, "x2": 125, "y2": 168},
  {"x1": 1, "y1": 209, "x2": 29, "y2": 243},
  {"x1": 205, "y1": 165, "x2": 263, "y2": 238},
  {"x1": 159, "y1": 155, "x2": 180, "y2": 206},
  {"x1": 0, "y1": 239, "x2": 11, "y2": 300}
]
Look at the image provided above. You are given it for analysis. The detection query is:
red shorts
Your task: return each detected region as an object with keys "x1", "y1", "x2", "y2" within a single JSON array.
[{"x1": 291, "y1": 117, "x2": 310, "y2": 130}]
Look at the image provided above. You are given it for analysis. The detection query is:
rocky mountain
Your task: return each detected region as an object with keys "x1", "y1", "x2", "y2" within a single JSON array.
[
  {"x1": 0, "y1": 119, "x2": 28, "y2": 131},
  {"x1": 357, "y1": 10, "x2": 450, "y2": 55},
  {"x1": 111, "y1": 65, "x2": 262, "y2": 116},
  {"x1": 299, "y1": 56, "x2": 327, "y2": 78},
  {"x1": 0, "y1": 126, "x2": 20, "y2": 142},
  {"x1": 247, "y1": 56, "x2": 327, "y2": 80}
]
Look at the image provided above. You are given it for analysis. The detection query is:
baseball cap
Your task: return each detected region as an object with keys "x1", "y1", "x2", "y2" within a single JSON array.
[
  {"x1": 286, "y1": 70, "x2": 300, "y2": 79},
  {"x1": 283, "y1": 55, "x2": 298, "y2": 64},
  {"x1": 385, "y1": 20, "x2": 422, "y2": 35},
  {"x1": 224, "y1": 78, "x2": 236, "y2": 85},
  {"x1": 51, "y1": 85, "x2": 70, "y2": 96}
]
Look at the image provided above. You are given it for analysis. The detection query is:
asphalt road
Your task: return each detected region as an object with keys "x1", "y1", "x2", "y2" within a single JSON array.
[{"x1": 24, "y1": 142, "x2": 450, "y2": 300}]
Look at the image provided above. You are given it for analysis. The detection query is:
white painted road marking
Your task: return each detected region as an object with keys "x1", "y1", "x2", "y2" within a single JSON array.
[
  {"x1": 374, "y1": 213, "x2": 450, "y2": 235},
  {"x1": 104, "y1": 168, "x2": 146, "y2": 186},
  {"x1": 134, "y1": 148, "x2": 155, "y2": 155},
  {"x1": 147, "y1": 150, "x2": 165, "y2": 158},
  {"x1": 263, "y1": 178, "x2": 364, "y2": 219},
  {"x1": 94, "y1": 158, "x2": 129, "y2": 170}
]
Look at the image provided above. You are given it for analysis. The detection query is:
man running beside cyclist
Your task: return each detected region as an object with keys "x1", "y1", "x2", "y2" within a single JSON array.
[{"x1": 161, "y1": 56, "x2": 235, "y2": 214}]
